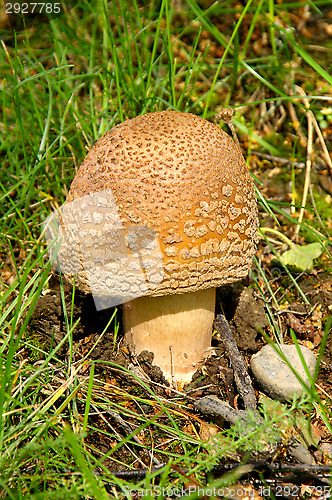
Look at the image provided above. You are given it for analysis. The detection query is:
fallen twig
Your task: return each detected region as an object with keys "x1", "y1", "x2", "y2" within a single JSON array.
[
  {"x1": 250, "y1": 150, "x2": 305, "y2": 169},
  {"x1": 214, "y1": 314, "x2": 257, "y2": 412},
  {"x1": 104, "y1": 460, "x2": 332, "y2": 481},
  {"x1": 294, "y1": 87, "x2": 314, "y2": 240},
  {"x1": 194, "y1": 395, "x2": 259, "y2": 427},
  {"x1": 106, "y1": 408, "x2": 162, "y2": 467}
]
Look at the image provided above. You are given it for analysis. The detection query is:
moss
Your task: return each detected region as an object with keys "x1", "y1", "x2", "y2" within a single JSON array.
[{"x1": 23, "y1": 332, "x2": 48, "y2": 361}]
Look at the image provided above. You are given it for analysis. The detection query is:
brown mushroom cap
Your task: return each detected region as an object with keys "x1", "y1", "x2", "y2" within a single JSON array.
[
  {"x1": 55, "y1": 110, "x2": 259, "y2": 385},
  {"x1": 66, "y1": 110, "x2": 258, "y2": 298}
]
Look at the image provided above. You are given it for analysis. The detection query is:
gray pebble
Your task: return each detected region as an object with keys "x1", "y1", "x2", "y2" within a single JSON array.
[
  {"x1": 250, "y1": 344, "x2": 316, "y2": 402},
  {"x1": 320, "y1": 442, "x2": 332, "y2": 461}
]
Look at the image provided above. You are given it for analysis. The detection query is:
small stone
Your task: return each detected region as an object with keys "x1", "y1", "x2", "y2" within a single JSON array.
[
  {"x1": 320, "y1": 442, "x2": 332, "y2": 464},
  {"x1": 250, "y1": 344, "x2": 316, "y2": 402}
]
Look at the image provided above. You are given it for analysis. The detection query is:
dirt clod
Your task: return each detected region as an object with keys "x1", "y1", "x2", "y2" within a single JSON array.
[{"x1": 230, "y1": 287, "x2": 269, "y2": 351}]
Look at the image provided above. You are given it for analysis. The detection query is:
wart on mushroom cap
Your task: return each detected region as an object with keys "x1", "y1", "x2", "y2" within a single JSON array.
[{"x1": 62, "y1": 110, "x2": 259, "y2": 385}]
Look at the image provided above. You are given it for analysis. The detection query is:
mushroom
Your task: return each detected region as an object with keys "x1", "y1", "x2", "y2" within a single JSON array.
[{"x1": 54, "y1": 111, "x2": 258, "y2": 385}]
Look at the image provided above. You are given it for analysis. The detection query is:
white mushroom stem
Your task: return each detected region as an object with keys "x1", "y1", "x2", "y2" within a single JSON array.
[{"x1": 124, "y1": 288, "x2": 216, "y2": 385}]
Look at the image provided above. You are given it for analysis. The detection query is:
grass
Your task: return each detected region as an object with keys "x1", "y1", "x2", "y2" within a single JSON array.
[{"x1": 1, "y1": 0, "x2": 332, "y2": 497}]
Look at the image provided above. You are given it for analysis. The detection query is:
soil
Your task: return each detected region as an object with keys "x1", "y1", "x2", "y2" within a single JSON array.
[
  {"x1": 26, "y1": 265, "x2": 332, "y2": 402},
  {"x1": 21, "y1": 220, "x2": 332, "y2": 485}
]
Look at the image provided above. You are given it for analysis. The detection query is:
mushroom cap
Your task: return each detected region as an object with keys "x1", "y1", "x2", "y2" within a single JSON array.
[{"x1": 61, "y1": 111, "x2": 258, "y2": 301}]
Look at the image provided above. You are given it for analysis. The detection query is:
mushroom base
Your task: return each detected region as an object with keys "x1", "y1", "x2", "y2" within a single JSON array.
[{"x1": 123, "y1": 288, "x2": 216, "y2": 386}]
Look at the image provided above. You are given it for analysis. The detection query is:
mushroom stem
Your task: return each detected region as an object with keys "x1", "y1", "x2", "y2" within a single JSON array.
[{"x1": 124, "y1": 288, "x2": 216, "y2": 385}]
